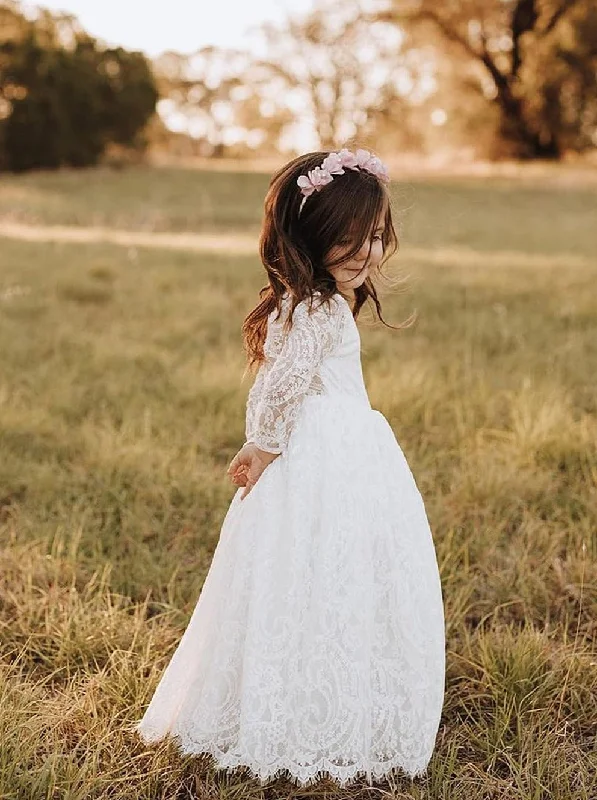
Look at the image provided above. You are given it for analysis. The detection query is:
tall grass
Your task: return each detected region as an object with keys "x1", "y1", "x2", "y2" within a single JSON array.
[{"x1": 0, "y1": 166, "x2": 595, "y2": 799}]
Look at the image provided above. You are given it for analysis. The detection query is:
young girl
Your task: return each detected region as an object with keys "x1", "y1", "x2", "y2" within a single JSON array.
[{"x1": 134, "y1": 148, "x2": 445, "y2": 788}]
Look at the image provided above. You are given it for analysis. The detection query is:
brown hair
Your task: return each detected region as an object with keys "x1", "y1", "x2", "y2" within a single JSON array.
[{"x1": 242, "y1": 149, "x2": 410, "y2": 373}]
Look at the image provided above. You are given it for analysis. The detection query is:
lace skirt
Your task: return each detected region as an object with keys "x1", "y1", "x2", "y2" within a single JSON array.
[{"x1": 133, "y1": 394, "x2": 445, "y2": 787}]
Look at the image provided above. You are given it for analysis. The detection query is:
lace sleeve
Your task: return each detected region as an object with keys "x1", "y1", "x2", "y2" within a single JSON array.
[{"x1": 244, "y1": 295, "x2": 345, "y2": 454}]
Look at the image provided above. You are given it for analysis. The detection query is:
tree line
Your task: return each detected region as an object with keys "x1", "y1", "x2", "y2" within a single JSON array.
[
  {"x1": 1, "y1": 0, "x2": 595, "y2": 172},
  {"x1": 0, "y1": 1, "x2": 158, "y2": 171}
]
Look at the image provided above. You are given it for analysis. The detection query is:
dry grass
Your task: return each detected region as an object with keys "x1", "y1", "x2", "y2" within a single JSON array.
[{"x1": 0, "y1": 165, "x2": 595, "y2": 799}]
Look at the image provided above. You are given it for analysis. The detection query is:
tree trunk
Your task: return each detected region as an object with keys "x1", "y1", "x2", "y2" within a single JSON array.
[{"x1": 495, "y1": 95, "x2": 561, "y2": 159}]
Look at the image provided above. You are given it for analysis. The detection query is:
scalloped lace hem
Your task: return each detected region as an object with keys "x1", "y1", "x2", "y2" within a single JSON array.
[{"x1": 137, "y1": 725, "x2": 430, "y2": 788}]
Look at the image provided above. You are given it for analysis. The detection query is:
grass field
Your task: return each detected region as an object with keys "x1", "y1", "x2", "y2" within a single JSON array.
[{"x1": 0, "y1": 164, "x2": 596, "y2": 799}]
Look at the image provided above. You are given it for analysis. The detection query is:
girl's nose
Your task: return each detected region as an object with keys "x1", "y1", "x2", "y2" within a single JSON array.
[{"x1": 356, "y1": 241, "x2": 371, "y2": 259}]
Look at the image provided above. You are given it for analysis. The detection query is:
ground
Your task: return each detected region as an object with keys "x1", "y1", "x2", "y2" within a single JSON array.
[{"x1": 0, "y1": 163, "x2": 595, "y2": 799}]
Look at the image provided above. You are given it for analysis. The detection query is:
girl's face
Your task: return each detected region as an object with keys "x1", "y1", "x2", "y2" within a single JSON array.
[{"x1": 324, "y1": 207, "x2": 386, "y2": 292}]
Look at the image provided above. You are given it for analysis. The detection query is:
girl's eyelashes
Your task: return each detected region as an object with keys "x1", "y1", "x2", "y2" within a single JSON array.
[{"x1": 338, "y1": 231, "x2": 384, "y2": 248}]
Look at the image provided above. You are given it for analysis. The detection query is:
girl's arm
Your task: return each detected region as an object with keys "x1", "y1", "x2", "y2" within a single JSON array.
[
  {"x1": 244, "y1": 295, "x2": 346, "y2": 454},
  {"x1": 228, "y1": 296, "x2": 345, "y2": 499}
]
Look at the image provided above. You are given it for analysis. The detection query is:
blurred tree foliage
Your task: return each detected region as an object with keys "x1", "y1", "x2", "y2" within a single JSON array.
[
  {"x1": 152, "y1": 0, "x2": 595, "y2": 160},
  {"x1": 0, "y1": 1, "x2": 158, "y2": 171},
  {"x1": 153, "y1": 45, "x2": 326, "y2": 158},
  {"x1": 152, "y1": 0, "x2": 431, "y2": 157},
  {"x1": 1, "y1": 0, "x2": 594, "y2": 165},
  {"x1": 382, "y1": 0, "x2": 597, "y2": 159},
  {"x1": 256, "y1": 0, "x2": 428, "y2": 152},
  {"x1": 153, "y1": 47, "x2": 291, "y2": 157}
]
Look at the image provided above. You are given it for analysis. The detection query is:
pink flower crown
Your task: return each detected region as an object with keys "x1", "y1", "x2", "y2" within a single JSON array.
[{"x1": 297, "y1": 148, "x2": 390, "y2": 213}]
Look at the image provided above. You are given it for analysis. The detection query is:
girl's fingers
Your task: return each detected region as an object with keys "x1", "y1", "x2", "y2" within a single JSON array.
[
  {"x1": 233, "y1": 465, "x2": 248, "y2": 484},
  {"x1": 230, "y1": 471, "x2": 243, "y2": 486},
  {"x1": 238, "y1": 454, "x2": 274, "y2": 498},
  {"x1": 228, "y1": 450, "x2": 249, "y2": 474},
  {"x1": 240, "y1": 473, "x2": 258, "y2": 500},
  {"x1": 227, "y1": 455, "x2": 240, "y2": 474}
]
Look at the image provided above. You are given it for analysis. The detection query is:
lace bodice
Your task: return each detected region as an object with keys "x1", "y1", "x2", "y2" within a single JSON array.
[{"x1": 244, "y1": 291, "x2": 370, "y2": 453}]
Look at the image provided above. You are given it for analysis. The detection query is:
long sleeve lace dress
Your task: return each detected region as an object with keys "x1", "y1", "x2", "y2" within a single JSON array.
[{"x1": 134, "y1": 290, "x2": 445, "y2": 787}]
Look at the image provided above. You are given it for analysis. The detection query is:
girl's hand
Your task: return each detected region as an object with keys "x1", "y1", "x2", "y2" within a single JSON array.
[{"x1": 226, "y1": 443, "x2": 280, "y2": 500}]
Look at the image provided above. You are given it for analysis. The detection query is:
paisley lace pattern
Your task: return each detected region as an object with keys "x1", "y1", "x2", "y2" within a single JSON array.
[{"x1": 134, "y1": 289, "x2": 446, "y2": 788}]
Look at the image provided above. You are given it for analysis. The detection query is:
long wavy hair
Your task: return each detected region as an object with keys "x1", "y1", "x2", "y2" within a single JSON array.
[{"x1": 242, "y1": 149, "x2": 411, "y2": 375}]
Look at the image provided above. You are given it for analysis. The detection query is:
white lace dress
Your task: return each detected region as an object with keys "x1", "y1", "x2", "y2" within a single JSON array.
[{"x1": 134, "y1": 291, "x2": 445, "y2": 787}]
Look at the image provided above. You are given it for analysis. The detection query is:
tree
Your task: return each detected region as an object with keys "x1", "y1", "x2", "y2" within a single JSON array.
[
  {"x1": 257, "y1": 0, "x2": 429, "y2": 151},
  {"x1": 0, "y1": 2, "x2": 158, "y2": 171},
  {"x1": 153, "y1": 47, "x2": 297, "y2": 156},
  {"x1": 153, "y1": 47, "x2": 246, "y2": 156},
  {"x1": 381, "y1": 0, "x2": 597, "y2": 158}
]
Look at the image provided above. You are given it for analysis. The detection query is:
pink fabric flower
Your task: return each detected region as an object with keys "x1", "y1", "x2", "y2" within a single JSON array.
[
  {"x1": 297, "y1": 175, "x2": 316, "y2": 197},
  {"x1": 308, "y1": 166, "x2": 333, "y2": 189},
  {"x1": 297, "y1": 166, "x2": 333, "y2": 197},
  {"x1": 337, "y1": 148, "x2": 359, "y2": 169},
  {"x1": 321, "y1": 152, "x2": 345, "y2": 175},
  {"x1": 354, "y1": 149, "x2": 373, "y2": 169},
  {"x1": 296, "y1": 148, "x2": 390, "y2": 209},
  {"x1": 365, "y1": 155, "x2": 390, "y2": 183}
]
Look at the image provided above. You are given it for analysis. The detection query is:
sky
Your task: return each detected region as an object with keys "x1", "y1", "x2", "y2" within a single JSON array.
[{"x1": 30, "y1": 0, "x2": 315, "y2": 56}]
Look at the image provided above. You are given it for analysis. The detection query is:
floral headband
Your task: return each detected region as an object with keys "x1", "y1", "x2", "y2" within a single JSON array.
[{"x1": 297, "y1": 148, "x2": 390, "y2": 213}]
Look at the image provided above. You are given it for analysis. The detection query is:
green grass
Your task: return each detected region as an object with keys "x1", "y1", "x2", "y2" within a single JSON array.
[
  {"x1": 0, "y1": 165, "x2": 596, "y2": 799},
  {"x1": 1, "y1": 163, "x2": 596, "y2": 256},
  {"x1": 0, "y1": 166, "x2": 269, "y2": 233}
]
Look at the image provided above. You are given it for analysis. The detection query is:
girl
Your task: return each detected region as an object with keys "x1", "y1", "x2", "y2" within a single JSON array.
[{"x1": 134, "y1": 148, "x2": 445, "y2": 788}]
